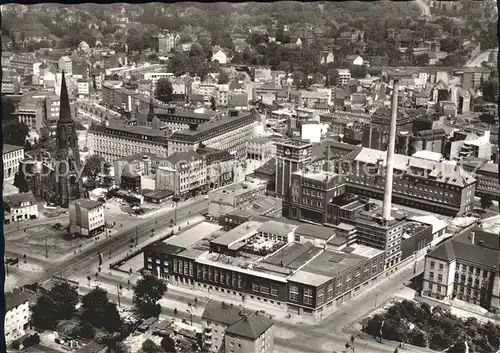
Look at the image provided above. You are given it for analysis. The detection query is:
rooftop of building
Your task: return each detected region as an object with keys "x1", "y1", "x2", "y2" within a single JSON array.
[
  {"x1": 253, "y1": 158, "x2": 276, "y2": 176},
  {"x1": 210, "y1": 180, "x2": 265, "y2": 199},
  {"x1": 296, "y1": 249, "x2": 367, "y2": 282},
  {"x1": 201, "y1": 300, "x2": 250, "y2": 326},
  {"x1": 71, "y1": 198, "x2": 103, "y2": 210},
  {"x1": 345, "y1": 244, "x2": 385, "y2": 258},
  {"x1": 412, "y1": 150, "x2": 443, "y2": 162},
  {"x1": 166, "y1": 222, "x2": 222, "y2": 249},
  {"x1": 410, "y1": 215, "x2": 448, "y2": 234},
  {"x1": 257, "y1": 220, "x2": 297, "y2": 237},
  {"x1": 92, "y1": 119, "x2": 169, "y2": 139},
  {"x1": 276, "y1": 138, "x2": 312, "y2": 148},
  {"x1": 6, "y1": 288, "x2": 36, "y2": 311},
  {"x1": 262, "y1": 242, "x2": 322, "y2": 270},
  {"x1": 427, "y1": 228, "x2": 499, "y2": 269},
  {"x1": 225, "y1": 311, "x2": 274, "y2": 340},
  {"x1": 3, "y1": 143, "x2": 24, "y2": 154},
  {"x1": 402, "y1": 221, "x2": 431, "y2": 240},
  {"x1": 293, "y1": 169, "x2": 339, "y2": 183},
  {"x1": 210, "y1": 221, "x2": 262, "y2": 248},
  {"x1": 295, "y1": 223, "x2": 336, "y2": 241},
  {"x1": 350, "y1": 147, "x2": 475, "y2": 187},
  {"x1": 4, "y1": 192, "x2": 37, "y2": 208},
  {"x1": 168, "y1": 111, "x2": 254, "y2": 142}
]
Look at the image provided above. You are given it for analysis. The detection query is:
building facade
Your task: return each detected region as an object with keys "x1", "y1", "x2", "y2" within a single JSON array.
[
  {"x1": 69, "y1": 199, "x2": 105, "y2": 237},
  {"x1": 3, "y1": 144, "x2": 24, "y2": 179},
  {"x1": 5, "y1": 290, "x2": 34, "y2": 345},
  {"x1": 3, "y1": 192, "x2": 38, "y2": 224},
  {"x1": 167, "y1": 111, "x2": 257, "y2": 158},
  {"x1": 422, "y1": 229, "x2": 500, "y2": 312}
]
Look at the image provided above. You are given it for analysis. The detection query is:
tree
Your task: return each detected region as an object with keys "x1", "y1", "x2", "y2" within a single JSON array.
[
  {"x1": 414, "y1": 54, "x2": 430, "y2": 67},
  {"x1": 480, "y1": 195, "x2": 493, "y2": 211},
  {"x1": 440, "y1": 37, "x2": 460, "y2": 53},
  {"x1": 81, "y1": 287, "x2": 122, "y2": 332},
  {"x1": 156, "y1": 78, "x2": 173, "y2": 103},
  {"x1": 141, "y1": 339, "x2": 162, "y2": 353},
  {"x1": 14, "y1": 170, "x2": 30, "y2": 193},
  {"x1": 218, "y1": 71, "x2": 229, "y2": 84},
  {"x1": 32, "y1": 296, "x2": 59, "y2": 329},
  {"x1": 3, "y1": 120, "x2": 29, "y2": 146},
  {"x1": 82, "y1": 155, "x2": 106, "y2": 187},
  {"x1": 132, "y1": 275, "x2": 167, "y2": 318},
  {"x1": 160, "y1": 336, "x2": 176, "y2": 353},
  {"x1": 49, "y1": 282, "x2": 79, "y2": 320}
]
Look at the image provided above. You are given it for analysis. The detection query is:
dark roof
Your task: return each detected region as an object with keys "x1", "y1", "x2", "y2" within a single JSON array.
[
  {"x1": 201, "y1": 300, "x2": 249, "y2": 326},
  {"x1": 58, "y1": 71, "x2": 73, "y2": 123},
  {"x1": 254, "y1": 158, "x2": 276, "y2": 176},
  {"x1": 3, "y1": 143, "x2": 24, "y2": 154},
  {"x1": 71, "y1": 198, "x2": 103, "y2": 210},
  {"x1": 6, "y1": 289, "x2": 36, "y2": 311},
  {"x1": 4, "y1": 192, "x2": 36, "y2": 208},
  {"x1": 168, "y1": 112, "x2": 255, "y2": 143},
  {"x1": 166, "y1": 150, "x2": 201, "y2": 167},
  {"x1": 428, "y1": 229, "x2": 499, "y2": 269},
  {"x1": 225, "y1": 312, "x2": 274, "y2": 340}
]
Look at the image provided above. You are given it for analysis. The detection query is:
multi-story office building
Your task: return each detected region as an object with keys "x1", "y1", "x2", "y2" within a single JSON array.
[
  {"x1": 155, "y1": 106, "x2": 212, "y2": 133},
  {"x1": 44, "y1": 93, "x2": 61, "y2": 124},
  {"x1": 274, "y1": 139, "x2": 312, "y2": 200},
  {"x1": 155, "y1": 151, "x2": 207, "y2": 198},
  {"x1": 341, "y1": 147, "x2": 476, "y2": 217},
  {"x1": 422, "y1": 228, "x2": 500, "y2": 313},
  {"x1": 167, "y1": 111, "x2": 257, "y2": 158},
  {"x1": 3, "y1": 192, "x2": 38, "y2": 224},
  {"x1": 69, "y1": 199, "x2": 105, "y2": 237},
  {"x1": 202, "y1": 300, "x2": 275, "y2": 353},
  {"x1": 461, "y1": 159, "x2": 499, "y2": 199},
  {"x1": 285, "y1": 170, "x2": 345, "y2": 224},
  {"x1": 5, "y1": 290, "x2": 35, "y2": 344},
  {"x1": 87, "y1": 119, "x2": 169, "y2": 163},
  {"x1": 3, "y1": 144, "x2": 24, "y2": 179},
  {"x1": 202, "y1": 147, "x2": 235, "y2": 191}
]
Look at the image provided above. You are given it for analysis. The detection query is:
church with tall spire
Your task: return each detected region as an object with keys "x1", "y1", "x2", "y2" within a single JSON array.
[
  {"x1": 54, "y1": 71, "x2": 83, "y2": 207},
  {"x1": 17, "y1": 71, "x2": 84, "y2": 208}
]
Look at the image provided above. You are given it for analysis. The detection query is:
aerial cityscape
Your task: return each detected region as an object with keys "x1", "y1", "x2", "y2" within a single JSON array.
[{"x1": 2, "y1": 1, "x2": 499, "y2": 353}]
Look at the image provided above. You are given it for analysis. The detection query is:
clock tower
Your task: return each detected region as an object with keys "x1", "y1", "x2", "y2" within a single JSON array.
[
  {"x1": 275, "y1": 139, "x2": 312, "y2": 201},
  {"x1": 55, "y1": 71, "x2": 82, "y2": 207}
]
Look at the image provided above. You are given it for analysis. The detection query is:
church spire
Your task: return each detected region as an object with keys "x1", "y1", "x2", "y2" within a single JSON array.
[{"x1": 59, "y1": 70, "x2": 73, "y2": 123}]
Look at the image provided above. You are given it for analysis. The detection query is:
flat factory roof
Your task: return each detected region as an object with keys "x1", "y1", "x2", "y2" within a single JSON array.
[{"x1": 166, "y1": 222, "x2": 222, "y2": 249}]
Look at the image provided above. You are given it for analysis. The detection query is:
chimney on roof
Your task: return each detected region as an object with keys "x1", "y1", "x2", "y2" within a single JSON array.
[{"x1": 382, "y1": 79, "x2": 399, "y2": 222}]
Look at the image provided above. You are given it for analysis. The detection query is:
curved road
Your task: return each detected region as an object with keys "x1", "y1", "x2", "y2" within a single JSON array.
[{"x1": 12, "y1": 199, "x2": 208, "y2": 288}]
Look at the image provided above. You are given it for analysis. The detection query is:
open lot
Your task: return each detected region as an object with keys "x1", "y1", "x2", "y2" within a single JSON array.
[{"x1": 6, "y1": 224, "x2": 92, "y2": 261}]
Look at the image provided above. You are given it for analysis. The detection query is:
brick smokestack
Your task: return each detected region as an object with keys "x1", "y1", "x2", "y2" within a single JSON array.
[{"x1": 382, "y1": 79, "x2": 399, "y2": 221}]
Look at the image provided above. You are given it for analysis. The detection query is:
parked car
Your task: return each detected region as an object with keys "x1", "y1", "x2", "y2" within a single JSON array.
[{"x1": 53, "y1": 223, "x2": 63, "y2": 230}]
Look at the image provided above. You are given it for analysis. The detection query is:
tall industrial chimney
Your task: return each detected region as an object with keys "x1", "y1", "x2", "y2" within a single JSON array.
[{"x1": 382, "y1": 79, "x2": 399, "y2": 222}]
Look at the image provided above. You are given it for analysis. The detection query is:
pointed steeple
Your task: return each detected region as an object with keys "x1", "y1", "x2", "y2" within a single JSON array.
[{"x1": 59, "y1": 70, "x2": 73, "y2": 123}]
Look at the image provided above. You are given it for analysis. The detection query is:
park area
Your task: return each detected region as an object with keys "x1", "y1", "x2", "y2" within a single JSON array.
[{"x1": 361, "y1": 299, "x2": 500, "y2": 353}]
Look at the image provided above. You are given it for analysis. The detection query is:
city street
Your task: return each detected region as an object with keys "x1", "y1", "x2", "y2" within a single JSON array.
[
  {"x1": 6, "y1": 198, "x2": 208, "y2": 289},
  {"x1": 83, "y1": 252, "x2": 429, "y2": 353}
]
